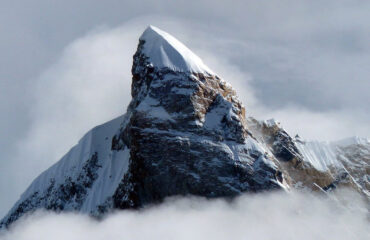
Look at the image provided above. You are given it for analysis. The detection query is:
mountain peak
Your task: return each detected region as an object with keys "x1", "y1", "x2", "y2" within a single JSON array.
[
  {"x1": 139, "y1": 25, "x2": 213, "y2": 74},
  {"x1": 2, "y1": 26, "x2": 369, "y2": 229}
]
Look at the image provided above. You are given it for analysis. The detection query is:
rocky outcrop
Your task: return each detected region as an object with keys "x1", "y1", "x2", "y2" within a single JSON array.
[
  {"x1": 247, "y1": 117, "x2": 369, "y2": 197},
  {"x1": 1, "y1": 26, "x2": 285, "y2": 229},
  {"x1": 110, "y1": 32, "x2": 284, "y2": 209},
  {"x1": 334, "y1": 139, "x2": 370, "y2": 195}
]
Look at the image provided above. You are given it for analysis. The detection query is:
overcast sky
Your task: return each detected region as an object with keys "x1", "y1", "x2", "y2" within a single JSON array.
[{"x1": 0, "y1": 0, "x2": 369, "y2": 218}]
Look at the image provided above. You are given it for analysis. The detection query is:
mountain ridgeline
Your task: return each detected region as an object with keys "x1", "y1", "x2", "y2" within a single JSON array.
[{"x1": 1, "y1": 26, "x2": 369, "y2": 228}]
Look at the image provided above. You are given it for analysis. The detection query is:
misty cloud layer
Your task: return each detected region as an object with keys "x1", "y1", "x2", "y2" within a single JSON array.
[
  {"x1": 1, "y1": 191, "x2": 368, "y2": 240},
  {"x1": 0, "y1": 0, "x2": 369, "y2": 218}
]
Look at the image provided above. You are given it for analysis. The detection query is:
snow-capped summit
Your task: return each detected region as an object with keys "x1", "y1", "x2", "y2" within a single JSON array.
[
  {"x1": 1, "y1": 26, "x2": 369, "y2": 229},
  {"x1": 1, "y1": 25, "x2": 282, "y2": 228},
  {"x1": 139, "y1": 25, "x2": 213, "y2": 74}
]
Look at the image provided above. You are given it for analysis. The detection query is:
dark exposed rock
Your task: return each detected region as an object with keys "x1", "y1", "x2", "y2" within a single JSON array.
[
  {"x1": 110, "y1": 39, "x2": 283, "y2": 209},
  {"x1": 247, "y1": 117, "x2": 369, "y2": 197}
]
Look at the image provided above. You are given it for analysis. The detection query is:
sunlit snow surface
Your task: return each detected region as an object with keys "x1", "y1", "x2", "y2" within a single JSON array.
[{"x1": 140, "y1": 25, "x2": 213, "y2": 74}]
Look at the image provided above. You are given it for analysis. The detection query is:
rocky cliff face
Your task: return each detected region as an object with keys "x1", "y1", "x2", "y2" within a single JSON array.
[
  {"x1": 247, "y1": 118, "x2": 369, "y2": 197},
  {"x1": 109, "y1": 34, "x2": 284, "y2": 210},
  {"x1": 1, "y1": 26, "x2": 368, "y2": 228}
]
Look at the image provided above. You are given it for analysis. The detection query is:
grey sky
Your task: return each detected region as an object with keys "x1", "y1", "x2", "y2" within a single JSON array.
[{"x1": 0, "y1": 0, "x2": 369, "y2": 218}]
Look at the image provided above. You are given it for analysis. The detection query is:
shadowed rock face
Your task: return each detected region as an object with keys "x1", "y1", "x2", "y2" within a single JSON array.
[
  {"x1": 111, "y1": 39, "x2": 283, "y2": 209},
  {"x1": 335, "y1": 143, "x2": 370, "y2": 194},
  {"x1": 247, "y1": 118, "x2": 337, "y2": 189}
]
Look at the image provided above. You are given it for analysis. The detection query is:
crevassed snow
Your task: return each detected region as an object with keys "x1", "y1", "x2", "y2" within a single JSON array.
[{"x1": 140, "y1": 25, "x2": 213, "y2": 74}]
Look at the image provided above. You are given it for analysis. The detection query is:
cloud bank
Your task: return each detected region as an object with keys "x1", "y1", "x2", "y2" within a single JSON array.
[{"x1": 1, "y1": 191, "x2": 368, "y2": 240}]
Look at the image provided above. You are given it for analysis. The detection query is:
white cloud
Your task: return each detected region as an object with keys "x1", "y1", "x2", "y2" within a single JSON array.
[
  {"x1": 0, "y1": 22, "x2": 140, "y2": 217},
  {"x1": 0, "y1": 16, "x2": 205, "y2": 217},
  {"x1": 1, "y1": 191, "x2": 368, "y2": 240},
  {"x1": 253, "y1": 107, "x2": 370, "y2": 141}
]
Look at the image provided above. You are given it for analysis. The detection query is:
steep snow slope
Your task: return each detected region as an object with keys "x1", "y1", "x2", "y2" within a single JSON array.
[
  {"x1": 295, "y1": 137, "x2": 370, "y2": 171},
  {"x1": 295, "y1": 140, "x2": 341, "y2": 171},
  {"x1": 296, "y1": 136, "x2": 369, "y2": 195},
  {"x1": 1, "y1": 115, "x2": 130, "y2": 226},
  {"x1": 139, "y1": 25, "x2": 213, "y2": 74}
]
